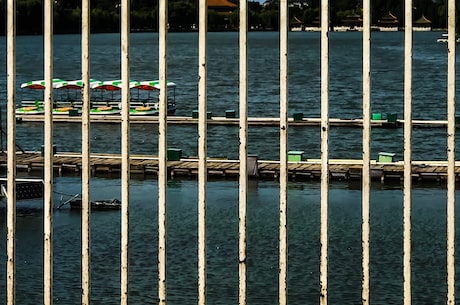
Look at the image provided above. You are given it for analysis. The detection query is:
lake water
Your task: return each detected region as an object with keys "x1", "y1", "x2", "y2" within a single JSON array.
[
  {"x1": 0, "y1": 31, "x2": 459, "y2": 160},
  {"x1": 0, "y1": 31, "x2": 459, "y2": 304},
  {"x1": 0, "y1": 177, "x2": 458, "y2": 304}
]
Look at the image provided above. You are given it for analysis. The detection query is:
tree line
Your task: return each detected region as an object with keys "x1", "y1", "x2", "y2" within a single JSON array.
[{"x1": 0, "y1": 0, "x2": 457, "y2": 35}]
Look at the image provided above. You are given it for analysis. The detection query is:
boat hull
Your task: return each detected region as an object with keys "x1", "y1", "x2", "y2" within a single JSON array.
[
  {"x1": 69, "y1": 198, "x2": 121, "y2": 210},
  {"x1": 16, "y1": 109, "x2": 45, "y2": 115},
  {"x1": 90, "y1": 109, "x2": 122, "y2": 115}
]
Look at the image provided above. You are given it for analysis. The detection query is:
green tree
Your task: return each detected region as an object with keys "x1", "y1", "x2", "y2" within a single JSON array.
[
  {"x1": 303, "y1": 7, "x2": 319, "y2": 25},
  {"x1": 248, "y1": 2, "x2": 263, "y2": 29},
  {"x1": 169, "y1": 0, "x2": 197, "y2": 31},
  {"x1": 91, "y1": 7, "x2": 119, "y2": 33},
  {"x1": 131, "y1": 7, "x2": 157, "y2": 31},
  {"x1": 54, "y1": 4, "x2": 81, "y2": 34},
  {"x1": 1, "y1": 0, "x2": 457, "y2": 35},
  {"x1": 17, "y1": 0, "x2": 43, "y2": 35},
  {"x1": 259, "y1": 0, "x2": 278, "y2": 30},
  {"x1": 0, "y1": 0, "x2": 5, "y2": 35}
]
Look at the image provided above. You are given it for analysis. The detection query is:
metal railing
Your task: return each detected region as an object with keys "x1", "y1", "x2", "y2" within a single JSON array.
[{"x1": 5, "y1": 0, "x2": 456, "y2": 304}]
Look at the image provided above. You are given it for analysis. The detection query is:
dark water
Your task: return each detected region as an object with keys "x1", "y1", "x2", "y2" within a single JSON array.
[
  {"x1": 0, "y1": 31, "x2": 459, "y2": 304},
  {"x1": 0, "y1": 178, "x2": 458, "y2": 304},
  {"x1": 0, "y1": 31, "x2": 459, "y2": 160}
]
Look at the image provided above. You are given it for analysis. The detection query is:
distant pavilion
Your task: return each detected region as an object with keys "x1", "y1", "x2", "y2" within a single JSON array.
[
  {"x1": 338, "y1": 13, "x2": 363, "y2": 31},
  {"x1": 290, "y1": 16, "x2": 304, "y2": 31},
  {"x1": 378, "y1": 11, "x2": 399, "y2": 31},
  {"x1": 208, "y1": 0, "x2": 237, "y2": 29},
  {"x1": 208, "y1": 0, "x2": 237, "y2": 14},
  {"x1": 413, "y1": 14, "x2": 432, "y2": 31}
]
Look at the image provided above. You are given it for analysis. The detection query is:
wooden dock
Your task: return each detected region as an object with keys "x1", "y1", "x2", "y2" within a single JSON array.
[
  {"x1": 0, "y1": 151, "x2": 457, "y2": 182},
  {"x1": 15, "y1": 114, "x2": 449, "y2": 128}
]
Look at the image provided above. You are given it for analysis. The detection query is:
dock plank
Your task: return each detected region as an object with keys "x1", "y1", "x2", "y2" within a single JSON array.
[
  {"x1": 15, "y1": 114, "x2": 450, "y2": 128},
  {"x1": 1, "y1": 152, "x2": 459, "y2": 182}
]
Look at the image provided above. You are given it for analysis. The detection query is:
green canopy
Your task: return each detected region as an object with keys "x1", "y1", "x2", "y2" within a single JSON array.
[
  {"x1": 92, "y1": 79, "x2": 138, "y2": 91},
  {"x1": 56, "y1": 79, "x2": 102, "y2": 89},
  {"x1": 20, "y1": 79, "x2": 67, "y2": 90},
  {"x1": 132, "y1": 80, "x2": 176, "y2": 90}
]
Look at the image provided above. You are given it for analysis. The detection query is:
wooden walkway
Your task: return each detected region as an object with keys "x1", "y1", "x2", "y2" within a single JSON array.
[
  {"x1": 15, "y1": 114, "x2": 449, "y2": 128},
  {"x1": 0, "y1": 152, "x2": 457, "y2": 182}
]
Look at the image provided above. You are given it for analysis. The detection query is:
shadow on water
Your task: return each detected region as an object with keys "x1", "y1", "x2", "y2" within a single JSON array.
[
  {"x1": 0, "y1": 199, "x2": 44, "y2": 216},
  {"x1": 0, "y1": 176, "x2": 457, "y2": 304}
]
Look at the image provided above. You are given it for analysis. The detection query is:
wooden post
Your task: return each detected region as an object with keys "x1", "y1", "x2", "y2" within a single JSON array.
[
  {"x1": 320, "y1": 0, "x2": 330, "y2": 304},
  {"x1": 120, "y1": 0, "x2": 130, "y2": 303},
  {"x1": 446, "y1": 0, "x2": 456, "y2": 303},
  {"x1": 198, "y1": 0, "x2": 208, "y2": 303},
  {"x1": 81, "y1": 0, "x2": 91, "y2": 303},
  {"x1": 239, "y1": 0, "x2": 248, "y2": 303},
  {"x1": 158, "y1": 0, "x2": 168, "y2": 302},
  {"x1": 361, "y1": 0, "x2": 371, "y2": 302},
  {"x1": 6, "y1": 0, "x2": 17, "y2": 303},
  {"x1": 279, "y1": 0, "x2": 288, "y2": 303},
  {"x1": 403, "y1": 0, "x2": 413, "y2": 303},
  {"x1": 43, "y1": 0, "x2": 54, "y2": 303}
]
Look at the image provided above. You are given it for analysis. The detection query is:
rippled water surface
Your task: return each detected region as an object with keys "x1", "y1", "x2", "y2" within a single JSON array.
[
  {"x1": 0, "y1": 31, "x2": 459, "y2": 304},
  {"x1": 0, "y1": 31, "x2": 459, "y2": 160},
  {"x1": 0, "y1": 178, "x2": 458, "y2": 304}
]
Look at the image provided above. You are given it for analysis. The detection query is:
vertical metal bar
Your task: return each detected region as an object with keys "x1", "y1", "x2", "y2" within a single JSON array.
[
  {"x1": 446, "y1": 0, "x2": 456, "y2": 303},
  {"x1": 6, "y1": 0, "x2": 17, "y2": 303},
  {"x1": 361, "y1": 0, "x2": 371, "y2": 302},
  {"x1": 238, "y1": 0, "x2": 248, "y2": 303},
  {"x1": 158, "y1": 0, "x2": 168, "y2": 301},
  {"x1": 43, "y1": 0, "x2": 54, "y2": 303},
  {"x1": 198, "y1": 0, "x2": 207, "y2": 303},
  {"x1": 403, "y1": 0, "x2": 413, "y2": 304},
  {"x1": 319, "y1": 0, "x2": 329, "y2": 303},
  {"x1": 81, "y1": 0, "x2": 91, "y2": 303},
  {"x1": 279, "y1": 0, "x2": 288, "y2": 304},
  {"x1": 120, "y1": 0, "x2": 130, "y2": 303}
]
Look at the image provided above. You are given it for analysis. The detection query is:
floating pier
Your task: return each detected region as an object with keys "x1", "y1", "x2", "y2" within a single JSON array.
[
  {"x1": 0, "y1": 151, "x2": 458, "y2": 183},
  {"x1": 0, "y1": 178, "x2": 44, "y2": 200},
  {"x1": 15, "y1": 114, "x2": 450, "y2": 128}
]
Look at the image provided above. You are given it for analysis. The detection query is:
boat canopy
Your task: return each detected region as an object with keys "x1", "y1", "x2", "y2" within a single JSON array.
[
  {"x1": 55, "y1": 79, "x2": 102, "y2": 90},
  {"x1": 132, "y1": 80, "x2": 177, "y2": 90},
  {"x1": 91, "y1": 79, "x2": 138, "y2": 91},
  {"x1": 20, "y1": 79, "x2": 67, "y2": 90},
  {"x1": 21, "y1": 79, "x2": 177, "y2": 91}
]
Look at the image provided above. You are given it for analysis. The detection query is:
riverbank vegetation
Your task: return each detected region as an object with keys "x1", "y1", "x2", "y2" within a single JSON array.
[{"x1": 0, "y1": 0, "x2": 458, "y2": 35}]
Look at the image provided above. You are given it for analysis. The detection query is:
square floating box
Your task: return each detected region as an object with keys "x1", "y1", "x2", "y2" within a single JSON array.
[
  {"x1": 293, "y1": 112, "x2": 303, "y2": 121},
  {"x1": 378, "y1": 152, "x2": 395, "y2": 163},
  {"x1": 225, "y1": 110, "x2": 236, "y2": 118},
  {"x1": 68, "y1": 109, "x2": 79, "y2": 117},
  {"x1": 191, "y1": 110, "x2": 212, "y2": 119},
  {"x1": 288, "y1": 150, "x2": 304, "y2": 162},
  {"x1": 247, "y1": 155, "x2": 259, "y2": 177},
  {"x1": 386, "y1": 113, "x2": 397, "y2": 123},
  {"x1": 372, "y1": 113, "x2": 382, "y2": 120},
  {"x1": 167, "y1": 148, "x2": 182, "y2": 161}
]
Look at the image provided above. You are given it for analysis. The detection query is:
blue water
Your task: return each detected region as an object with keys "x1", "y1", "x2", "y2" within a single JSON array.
[
  {"x1": 0, "y1": 31, "x2": 459, "y2": 160},
  {"x1": 0, "y1": 177, "x2": 458, "y2": 304},
  {"x1": 0, "y1": 31, "x2": 459, "y2": 304}
]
